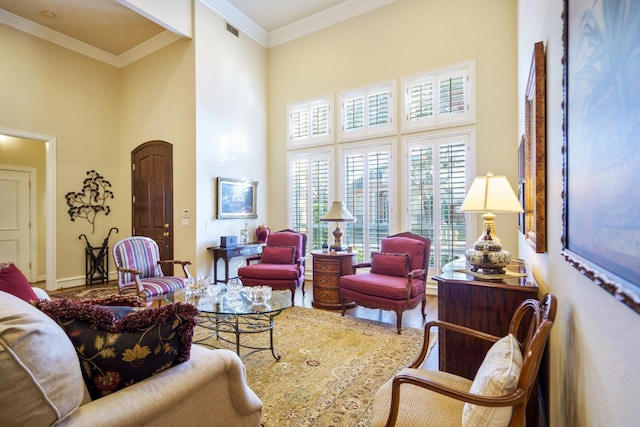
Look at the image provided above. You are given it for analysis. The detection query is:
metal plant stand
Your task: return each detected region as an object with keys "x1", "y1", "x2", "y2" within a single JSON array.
[{"x1": 79, "y1": 227, "x2": 118, "y2": 285}]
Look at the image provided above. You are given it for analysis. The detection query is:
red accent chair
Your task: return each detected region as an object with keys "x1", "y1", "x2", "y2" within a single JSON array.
[
  {"x1": 237, "y1": 229, "x2": 306, "y2": 306},
  {"x1": 339, "y1": 232, "x2": 431, "y2": 334},
  {"x1": 112, "y1": 236, "x2": 192, "y2": 304}
]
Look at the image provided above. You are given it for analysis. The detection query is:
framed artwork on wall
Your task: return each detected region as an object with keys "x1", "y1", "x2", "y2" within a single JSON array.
[
  {"x1": 524, "y1": 41, "x2": 546, "y2": 253},
  {"x1": 562, "y1": 0, "x2": 640, "y2": 314},
  {"x1": 216, "y1": 177, "x2": 258, "y2": 219}
]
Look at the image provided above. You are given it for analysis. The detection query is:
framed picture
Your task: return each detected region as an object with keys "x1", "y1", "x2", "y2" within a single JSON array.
[
  {"x1": 562, "y1": 0, "x2": 640, "y2": 314},
  {"x1": 216, "y1": 177, "x2": 258, "y2": 219},
  {"x1": 524, "y1": 41, "x2": 546, "y2": 253}
]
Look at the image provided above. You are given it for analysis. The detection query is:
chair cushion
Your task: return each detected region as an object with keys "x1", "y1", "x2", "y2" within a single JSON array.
[
  {"x1": 462, "y1": 334, "x2": 523, "y2": 427},
  {"x1": 370, "y1": 252, "x2": 410, "y2": 277},
  {"x1": 0, "y1": 291, "x2": 85, "y2": 425},
  {"x1": 340, "y1": 272, "x2": 425, "y2": 300},
  {"x1": 380, "y1": 237, "x2": 426, "y2": 271},
  {"x1": 239, "y1": 263, "x2": 301, "y2": 280},
  {"x1": 372, "y1": 368, "x2": 471, "y2": 427},
  {"x1": 121, "y1": 276, "x2": 187, "y2": 299},
  {"x1": 0, "y1": 262, "x2": 38, "y2": 302},
  {"x1": 260, "y1": 246, "x2": 296, "y2": 264},
  {"x1": 34, "y1": 298, "x2": 199, "y2": 400}
]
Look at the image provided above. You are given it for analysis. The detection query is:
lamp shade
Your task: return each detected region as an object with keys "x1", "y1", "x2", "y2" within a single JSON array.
[
  {"x1": 320, "y1": 201, "x2": 356, "y2": 222},
  {"x1": 459, "y1": 173, "x2": 523, "y2": 213}
]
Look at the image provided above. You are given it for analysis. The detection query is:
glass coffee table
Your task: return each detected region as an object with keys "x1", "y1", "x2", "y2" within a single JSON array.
[{"x1": 174, "y1": 287, "x2": 292, "y2": 361}]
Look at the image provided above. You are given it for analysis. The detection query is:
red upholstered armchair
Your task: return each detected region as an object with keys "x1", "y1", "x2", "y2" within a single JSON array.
[
  {"x1": 237, "y1": 229, "x2": 306, "y2": 306},
  {"x1": 339, "y1": 232, "x2": 431, "y2": 334}
]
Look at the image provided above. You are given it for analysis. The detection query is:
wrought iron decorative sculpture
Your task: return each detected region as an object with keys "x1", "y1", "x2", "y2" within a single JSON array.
[{"x1": 65, "y1": 170, "x2": 114, "y2": 233}]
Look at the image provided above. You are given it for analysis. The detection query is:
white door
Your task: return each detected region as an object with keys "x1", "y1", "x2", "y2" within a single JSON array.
[{"x1": 0, "y1": 168, "x2": 32, "y2": 281}]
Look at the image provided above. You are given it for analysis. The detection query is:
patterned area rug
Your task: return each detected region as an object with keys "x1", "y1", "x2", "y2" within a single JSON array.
[
  {"x1": 195, "y1": 307, "x2": 436, "y2": 427},
  {"x1": 48, "y1": 284, "x2": 436, "y2": 426}
]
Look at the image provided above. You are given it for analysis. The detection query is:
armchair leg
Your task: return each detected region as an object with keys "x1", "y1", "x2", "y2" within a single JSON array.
[
  {"x1": 421, "y1": 297, "x2": 427, "y2": 320},
  {"x1": 395, "y1": 310, "x2": 403, "y2": 334}
]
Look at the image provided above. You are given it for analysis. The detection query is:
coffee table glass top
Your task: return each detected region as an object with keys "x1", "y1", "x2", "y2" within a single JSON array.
[{"x1": 174, "y1": 287, "x2": 292, "y2": 315}]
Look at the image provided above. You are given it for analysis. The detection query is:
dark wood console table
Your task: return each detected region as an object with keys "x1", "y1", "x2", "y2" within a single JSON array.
[
  {"x1": 434, "y1": 259, "x2": 540, "y2": 425},
  {"x1": 208, "y1": 243, "x2": 264, "y2": 284}
]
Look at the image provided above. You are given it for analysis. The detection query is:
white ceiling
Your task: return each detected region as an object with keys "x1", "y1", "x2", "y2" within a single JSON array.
[{"x1": 0, "y1": 0, "x2": 393, "y2": 65}]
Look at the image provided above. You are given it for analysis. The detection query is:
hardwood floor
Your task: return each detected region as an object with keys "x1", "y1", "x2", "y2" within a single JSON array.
[{"x1": 296, "y1": 280, "x2": 439, "y2": 369}]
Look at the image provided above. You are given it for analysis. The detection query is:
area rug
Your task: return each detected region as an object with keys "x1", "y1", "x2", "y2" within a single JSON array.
[
  {"x1": 48, "y1": 285, "x2": 437, "y2": 426},
  {"x1": 194, "y1": 307, "x2": 436, "y2": 427}
]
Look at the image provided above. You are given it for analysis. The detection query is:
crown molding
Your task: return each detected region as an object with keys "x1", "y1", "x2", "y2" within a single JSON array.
[
  {"x1": 201, "y1": 0, "x2": 268, "y2": 46},
  {"x1": 268, "y1": 0, "x2": 396, "y2": 48},
  {"x1": 0, "y1": 8, "x2": 182, "y2": 68},
  {"x1": 202, "y1": 0, "x2": 396, "y2": 48}
]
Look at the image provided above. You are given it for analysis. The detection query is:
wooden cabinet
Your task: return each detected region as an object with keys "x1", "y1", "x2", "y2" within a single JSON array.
[
  {"x1": 434, "y1": 260, "x2": 540, "y2": 425},
  {"x1": 311, "y1": 251, "x2": 356, "y2": 310}
]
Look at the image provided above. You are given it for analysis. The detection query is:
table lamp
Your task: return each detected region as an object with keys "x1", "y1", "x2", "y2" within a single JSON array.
[
  {"x1": 320, "y1": 201, "x2": 356, "y2": 251},
  {"x1": 459, "y1": 172, "x2": 523, "y2": 274}
]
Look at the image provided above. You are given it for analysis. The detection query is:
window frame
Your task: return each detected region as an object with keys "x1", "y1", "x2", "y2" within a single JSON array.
[
  {"x1": 402, "y1": 128, "x2": 476, "y2": 273},
  {"x1": 338, "y1": 139, "x2": 397, "y2": 262},
  {"x1": 287, "y1": 95, "x2": 334, "y2": 149},
  {"x1": 401, "y1": 60, "x2": 476, "y2": 133},
  {"x1": 287, "y1": 148, "x2": 335, "y2": 252},
  {"x1": 338, "y1": 80, "x2": 396, "y2": 142}
]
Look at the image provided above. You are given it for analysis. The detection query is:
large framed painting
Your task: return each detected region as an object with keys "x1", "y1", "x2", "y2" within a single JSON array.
[
  {"x1": 562, "y1": 0, "x2": 640, "y2": 313},
  {"x1": 216, "y1": 177, "x2": 258, "y2": 219}
]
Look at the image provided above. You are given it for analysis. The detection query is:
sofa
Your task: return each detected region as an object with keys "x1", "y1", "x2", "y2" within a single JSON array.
[{"x1": 0, "y1": 286, "x2": 263, "y2": 426}]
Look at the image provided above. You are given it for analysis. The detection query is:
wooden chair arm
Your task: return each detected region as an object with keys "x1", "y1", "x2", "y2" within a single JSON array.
[
  {"x1": 157, "y1": 260, "x2": 192, "y2": 278},
  {"x1": 406, "y1": 320, "x2": 501, "y2": 369},
  {"x1": 245, "y1": 254, "x2": 262, "y2": 265},
  {"x1": 115, "y1": 266, "x2": 141, "y2": 275},
  {"x1": 385, "y1": 372, "x2": 527, "y2": 426}
]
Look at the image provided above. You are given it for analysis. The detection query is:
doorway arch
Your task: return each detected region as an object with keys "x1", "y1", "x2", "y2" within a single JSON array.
[{"x1": 0, "y1": 127, "x2": 56, "y2": 291}]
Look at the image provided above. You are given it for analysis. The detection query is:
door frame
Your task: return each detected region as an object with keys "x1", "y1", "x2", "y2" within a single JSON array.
[
  {"x1": 0, "y1": 165, "x2": 37, "y2": 282},
  {"x1": 0, "y1": 127, "x2": 56, "y2": 291}
]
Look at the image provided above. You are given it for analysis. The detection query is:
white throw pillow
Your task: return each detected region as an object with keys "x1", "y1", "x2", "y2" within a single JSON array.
[
  {"x1": 0, "y1": 291, "x2": 85, "y2": 426},
  {"x1": 462, "y1": 333, "x2": 523, "y2": 427}
]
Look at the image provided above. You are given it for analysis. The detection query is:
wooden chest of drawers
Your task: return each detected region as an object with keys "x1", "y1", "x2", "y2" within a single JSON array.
[{"x1": 311, "y1": 251, "x2": 356, "y2": 310}]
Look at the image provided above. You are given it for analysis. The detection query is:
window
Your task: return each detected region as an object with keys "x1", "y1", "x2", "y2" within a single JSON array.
[
  {"x1": 288, "y1": 150, "x2": 333, "y2": 252},
  {"x1": 339, "y1": 81, "x2": 395, "y2": 141},
  {"x1": 288, "y1": 96, "x2": 333, "y2": 147},
  {"x1": 402, "y1": 61, "x2": 476, "y2": 132},
  {"x1": 405, "y1": 130, "x2": 474, "y2": 273},
  {"x1": 340, "y1": 142, "x2": 394, "y2": 261}
]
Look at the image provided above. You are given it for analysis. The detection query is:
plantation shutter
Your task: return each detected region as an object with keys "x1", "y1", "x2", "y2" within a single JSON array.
[
  {"x1": 439, "y1": 74, "x2": 466, "y2": 116},
  {"x1": 368, "y1": 91, "x2": 390, "y2": 127},
  {"x1": 290, "y1": 154, "x2": 330, "y2": 251},
  {"x1": 344, "y1": 97, "x2": 365, "y2": 132},
  {"x1": 408, "y1": 138, "x2": 467, "y2": 271},
  {"x1": 289, "y1": 99, "x2": 331, "y2": 145},
  {"x1": 344, "y1": 146, "x2": 392, "y2": 261},
  {"x1": 407, "y1": 79, "x2": 435, "y2": 122}
]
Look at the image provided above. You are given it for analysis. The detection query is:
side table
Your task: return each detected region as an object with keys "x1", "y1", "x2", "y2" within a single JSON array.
[
  {"x1": 208, "y1": 244, "x2": 264, "y2": 284},
  {"x1": 434, "y1": 259, "x2": 540, "y2": 425},
  {"x1": 311, "y1": 251, "x2": 357, "y2": 310}
]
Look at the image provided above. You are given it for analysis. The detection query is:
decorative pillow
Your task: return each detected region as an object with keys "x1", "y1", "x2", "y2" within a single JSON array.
[
  {"x1": 0, "y1": 262, "x2": 38, "y2": 302},
  {"x1": 370, "y1": 252, "x2": 411, "y2": 277},
  {"x1": 33, "y1": 298, "x2": 199, "y2": 400},
  {"x1": 462, "y1": 334, "x2": 523, "y2": 427},
  {"x1": 260, "y1": 246, "x2": 296, "y2": 264}
]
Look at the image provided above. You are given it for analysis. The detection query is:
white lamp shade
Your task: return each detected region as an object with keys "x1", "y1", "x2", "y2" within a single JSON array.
[
  {"x1": 320, "y1": 201, "x2": 356, "y2": 222},
  {"x1": 460, "y1": 173, "x2": 523, "y2": 213}
]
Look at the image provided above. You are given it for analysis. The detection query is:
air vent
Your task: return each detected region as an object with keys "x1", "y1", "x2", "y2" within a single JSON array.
[{"x1": 226, "y1": 22, "x2": 239, "y2": 37}]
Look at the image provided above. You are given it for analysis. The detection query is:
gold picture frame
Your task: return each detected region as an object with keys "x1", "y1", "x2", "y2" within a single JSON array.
[{"x1": 523, "y1": 41, "x2": 546, "y2": 253}]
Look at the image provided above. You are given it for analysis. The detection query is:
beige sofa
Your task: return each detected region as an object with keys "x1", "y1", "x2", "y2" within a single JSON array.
[{"x1": 0, "y1": 289, "x2": 263, "y2": 427}]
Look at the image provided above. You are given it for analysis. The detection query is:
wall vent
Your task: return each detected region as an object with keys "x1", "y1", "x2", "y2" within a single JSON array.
[{"x1": 226, "y1": 22, "x2": 239, "y2": 37}]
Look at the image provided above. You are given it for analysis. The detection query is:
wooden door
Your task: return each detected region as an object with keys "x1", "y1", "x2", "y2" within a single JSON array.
[{"x1": 131, "y1": 141, "x2": 174, "y2": 275}]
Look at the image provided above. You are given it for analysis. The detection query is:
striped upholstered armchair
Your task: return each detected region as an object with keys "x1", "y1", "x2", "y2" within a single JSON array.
[
  {"x1": 112, "y1": 236, "x2": 192, "y2": 304},
  {"x1": 339, "y1": 232, "x2": 431, "y2": 334}
]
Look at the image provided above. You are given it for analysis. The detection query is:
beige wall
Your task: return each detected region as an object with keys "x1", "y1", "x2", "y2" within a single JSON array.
[
  {"x1": 0, "y1": 23, "x2": 122, "y2": 285},
  {"x1": 518, "y1": 0, "x2": 639, "y2": 425},
  {"x1": 193, "y1": 1, "x2": 268, "y2": 280},
  {"x1": 267, "y1": 0, "x2": 521, "y2": 253}
]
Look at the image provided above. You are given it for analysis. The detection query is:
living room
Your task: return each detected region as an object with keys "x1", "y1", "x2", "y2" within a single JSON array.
[{"x1": 1, "y1": 0, "x2": 638, "y2": 426}]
